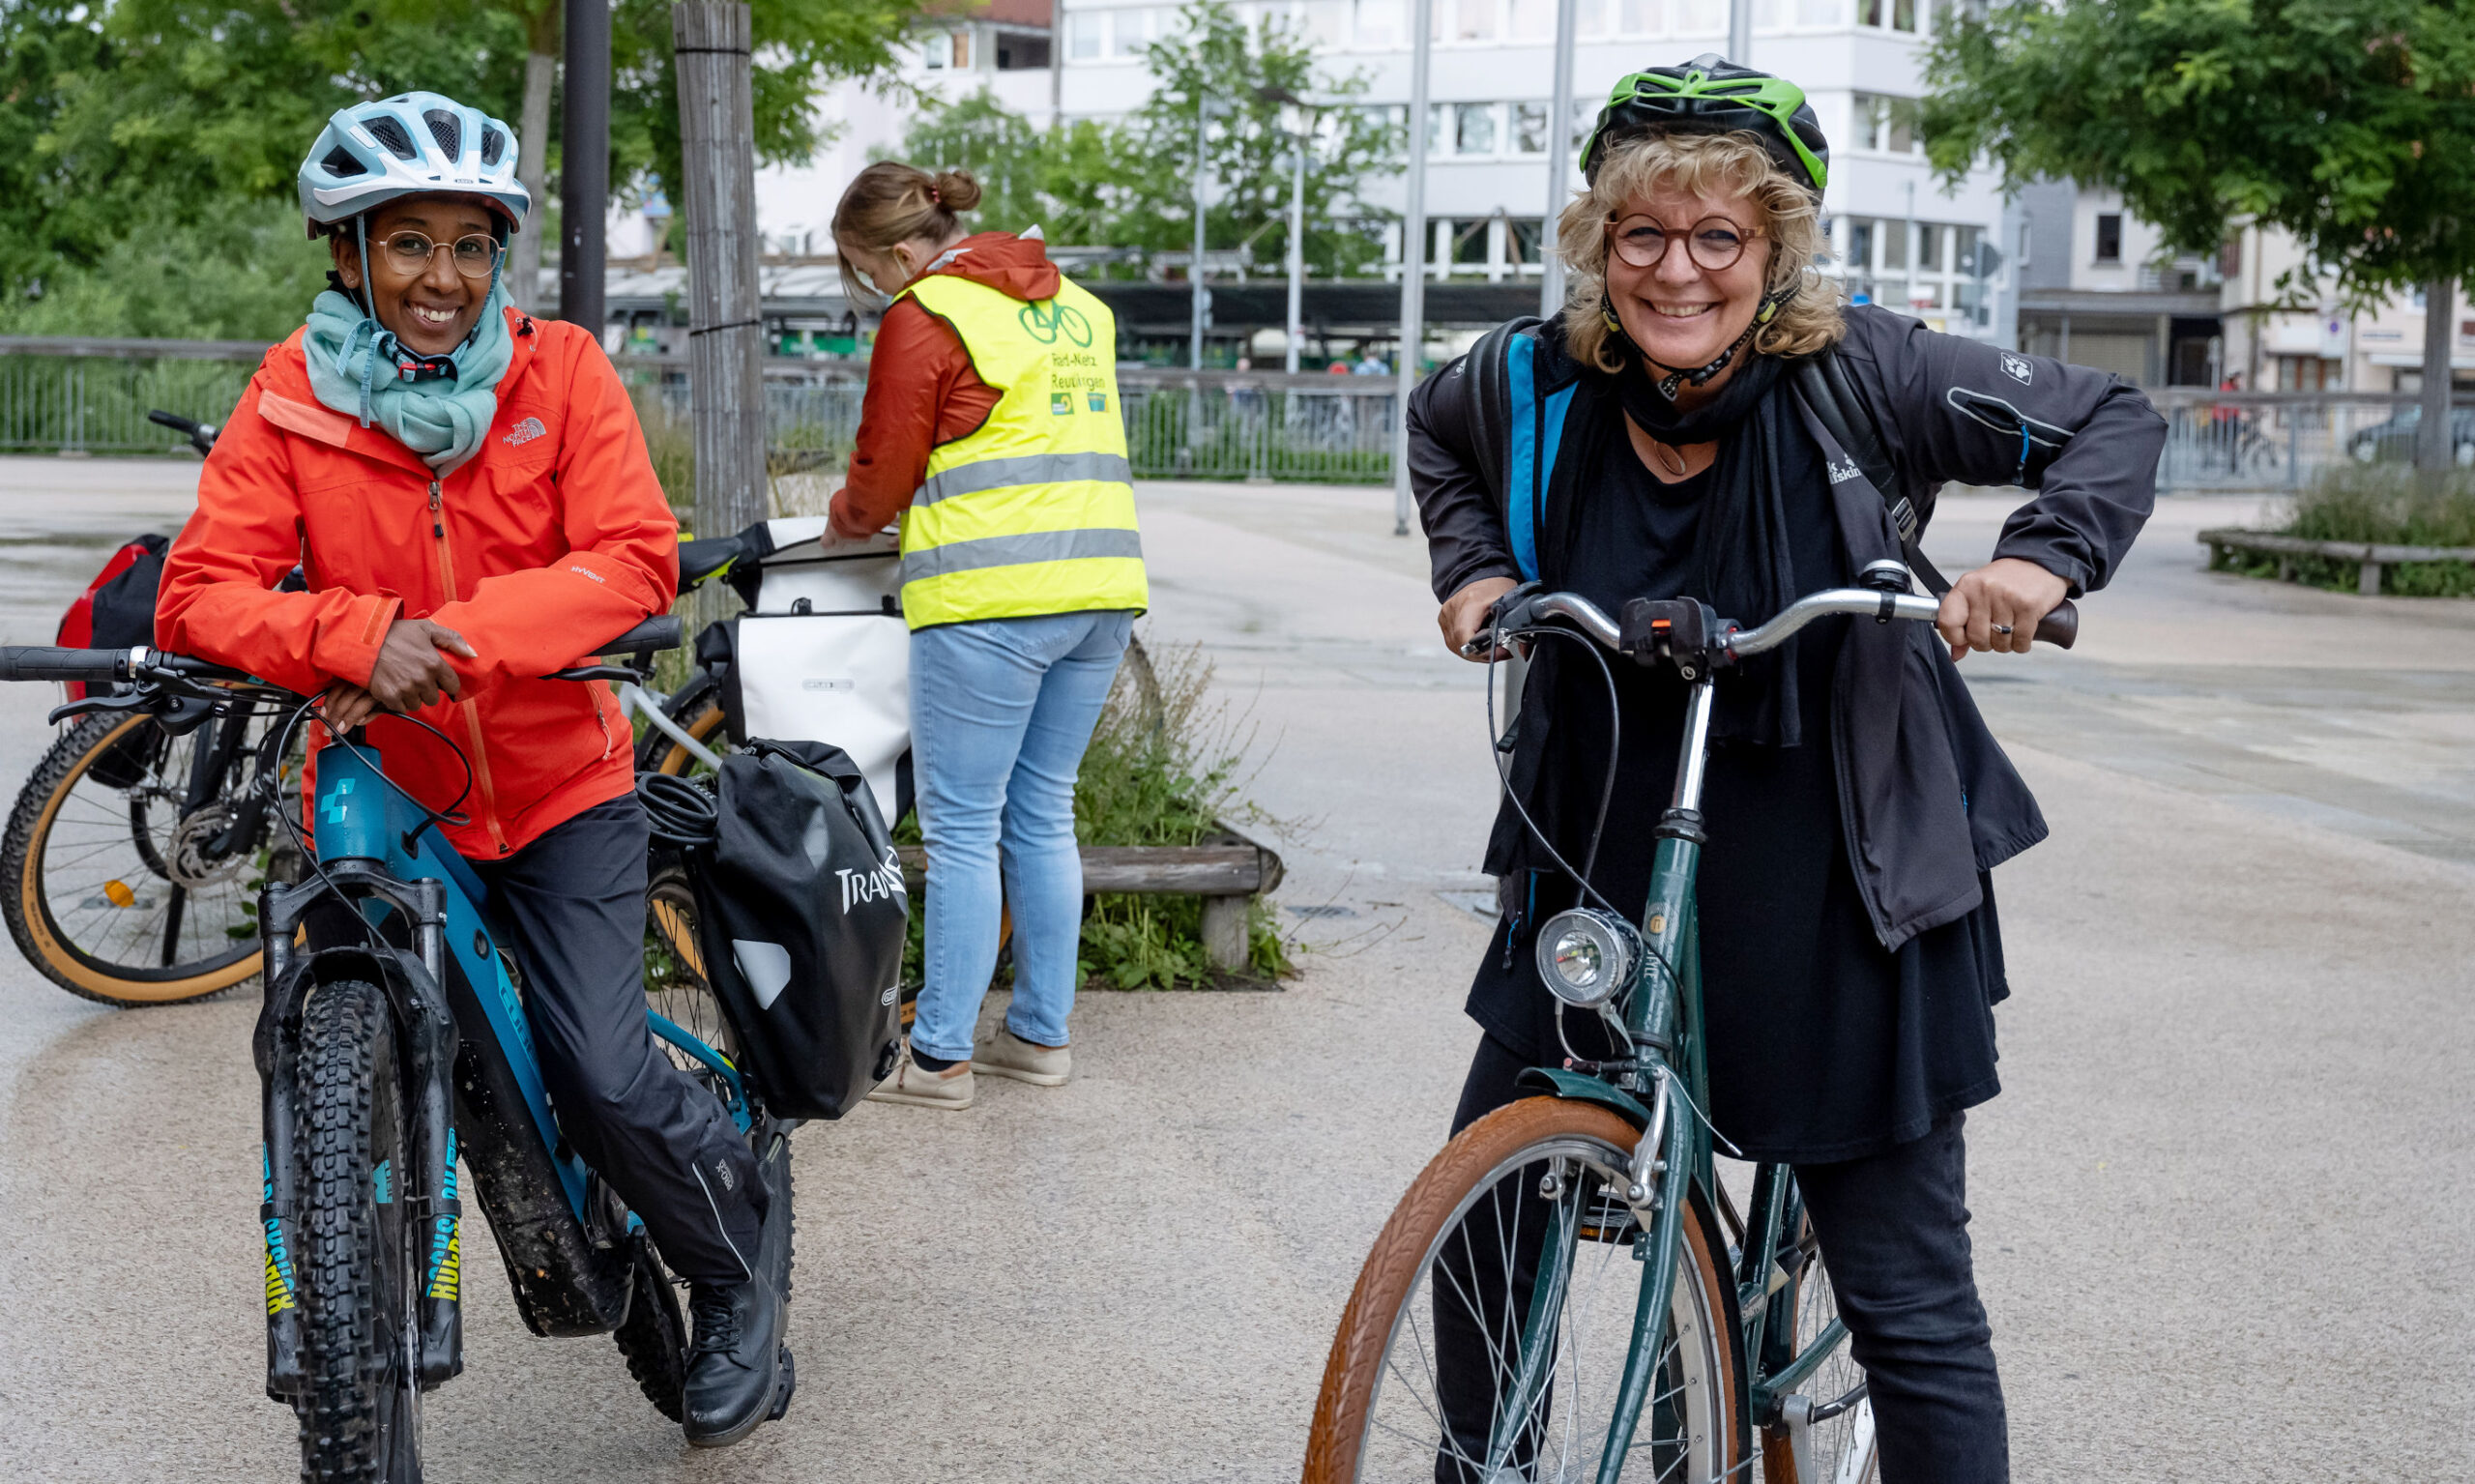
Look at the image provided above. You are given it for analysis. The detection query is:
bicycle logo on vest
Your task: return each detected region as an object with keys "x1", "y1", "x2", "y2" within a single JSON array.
[{"x1": 1018, "y1": 301, "x2": 1093, "y2": 347}]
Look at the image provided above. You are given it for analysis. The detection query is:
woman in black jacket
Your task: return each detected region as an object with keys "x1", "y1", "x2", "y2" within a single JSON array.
[{"x1": 1408, "y1": 57, "x2": 2163, "y2": 1483}]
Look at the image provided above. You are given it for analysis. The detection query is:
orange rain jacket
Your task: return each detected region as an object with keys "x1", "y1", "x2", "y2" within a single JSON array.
[{"x1": 158, "y1": 309, "x2": 678, "y2": 859}]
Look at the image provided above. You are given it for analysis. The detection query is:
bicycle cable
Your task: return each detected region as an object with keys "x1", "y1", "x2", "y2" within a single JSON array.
[{"x1": 639, "y1": 771, "x2": 719, "y2": 848}]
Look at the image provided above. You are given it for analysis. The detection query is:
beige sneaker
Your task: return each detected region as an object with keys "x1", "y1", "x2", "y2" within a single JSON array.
[
  {"x1": 971, "y1": 1025, "x2": 1072, "y2": 1087},
  {"x1": 867, "y1": 1049, "x2": 975, "y2": 1110}
]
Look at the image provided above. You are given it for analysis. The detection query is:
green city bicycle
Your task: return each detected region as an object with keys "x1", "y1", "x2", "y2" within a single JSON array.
[{"x1": 1304, "y1": 567, "x2": 2071, "y2": 1484}]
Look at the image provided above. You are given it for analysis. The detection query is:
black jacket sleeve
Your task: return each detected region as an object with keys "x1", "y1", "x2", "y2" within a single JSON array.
[
  {"x1": 1408, "y1": 354, "x2": 1523, "y2": 602},
  {"x1": 1838, "y1": 306, "x2": 2163, "y2": 595}
]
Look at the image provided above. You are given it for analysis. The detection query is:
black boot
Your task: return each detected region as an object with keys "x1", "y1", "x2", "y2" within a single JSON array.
[{"x1": 682, "y1": 1145, "x2": 792, "y2": 1446}]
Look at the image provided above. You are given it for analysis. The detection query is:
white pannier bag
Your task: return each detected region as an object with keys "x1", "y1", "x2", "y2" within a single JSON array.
[{"x1": 717, "y1": 517, "x2": 912, "y2": 824}]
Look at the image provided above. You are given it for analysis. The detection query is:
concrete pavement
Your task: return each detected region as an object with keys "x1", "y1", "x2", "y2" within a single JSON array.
[{"x1": 0, "y1": 456, "x2": 2467, "y2": 1479}]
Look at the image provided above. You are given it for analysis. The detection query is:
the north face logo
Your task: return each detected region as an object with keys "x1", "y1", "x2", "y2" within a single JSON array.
[{"x1": 503, "y1": 416, "x2": 547, "y2": 447}]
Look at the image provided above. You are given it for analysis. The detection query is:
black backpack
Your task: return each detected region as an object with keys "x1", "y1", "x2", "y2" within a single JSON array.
[{"x1": 691, "y1": 739, "x2": 908, "y2": 1120}]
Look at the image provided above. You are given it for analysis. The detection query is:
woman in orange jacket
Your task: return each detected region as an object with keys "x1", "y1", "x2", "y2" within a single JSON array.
[{"x1": 156, "y1": 92, "x2": 783, "y2": 1444}]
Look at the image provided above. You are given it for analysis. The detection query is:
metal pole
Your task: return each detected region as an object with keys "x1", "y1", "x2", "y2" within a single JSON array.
[
  {"x1": 1191, "y1": 101, "x2": 1210, "y2": 371},
  {"x1": 1286, "y1": 114, "x2": 1307, "y2": 374},
  {"x1": 1729, "y1": 0, "x2": 1751, "y2": 63},
  {"x1": 1393, "y1": 0, "x2": 1433, "y2": 537},
  {"x1": 672, "y1": 1, "x2": 769, "y2": 537},
  {"x1": 1540, "y1": 0, "x2": 1576, "y2": 320},
  {"x1": 2420, "y1": 276, "x2": 2454, "y2": 477},
  {"x1": 559, "y1": 0, "x2": 610, "y2": 333}
]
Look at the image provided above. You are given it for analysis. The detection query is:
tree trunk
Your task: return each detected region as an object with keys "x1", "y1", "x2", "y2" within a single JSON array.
[
  {"x1": 673, "y1": 1, "x2": 769, "y2": 539},
  {"x1": 2419, "y1": 275, "x2": 2454, "y2": 480},
  {"x1": 510, "y1": 48, "x2": 557, "y2": 312}
]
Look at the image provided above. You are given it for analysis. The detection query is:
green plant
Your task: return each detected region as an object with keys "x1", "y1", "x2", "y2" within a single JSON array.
[{"x1": 2221, "y1": 465, "x2": 2475, "y2": 596}]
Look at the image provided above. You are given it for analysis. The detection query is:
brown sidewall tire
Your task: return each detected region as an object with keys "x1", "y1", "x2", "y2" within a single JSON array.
[
  {"x1": 3, "y1": 712, "x2": 263, "y2": 1005},
  {"x1": 647, "y1": 701, "x2": 728, "y2": 777},
  {"x1": 1304, "y1": 1096, "x2": 1743, "y2": 1484}
]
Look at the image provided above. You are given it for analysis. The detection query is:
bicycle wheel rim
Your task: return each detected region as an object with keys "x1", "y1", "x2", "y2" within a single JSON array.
[
  {"x1": 1319, "y1": 1099, "x2": 1736, "y2": 1484},
  {"x1": 15, "y1": 713, "x2": 269, "y2": 1000}
]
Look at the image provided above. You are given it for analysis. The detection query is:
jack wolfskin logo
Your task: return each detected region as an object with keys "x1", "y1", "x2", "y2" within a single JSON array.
[
  {"x1": 1826, "y1": 458, "x2": 1865, "y2": 485},
  {"x1": 1999, "y1": 353, "x2": 2033, "y2": 387},
  {"x1": 503, "y1": 415, "x2": 548, "y2": 447},
  {"x1": 1019, "y1": 301, "x2": 1094, "y2": 347}
]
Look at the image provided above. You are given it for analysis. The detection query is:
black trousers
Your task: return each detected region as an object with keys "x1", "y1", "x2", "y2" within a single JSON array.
[
  {"x1": 471, "y1": 796, "x2": 764, "y2": 1288},
  {"x1": 1447, "y1": 1035, "x2": 2008, "y2": 1484}
]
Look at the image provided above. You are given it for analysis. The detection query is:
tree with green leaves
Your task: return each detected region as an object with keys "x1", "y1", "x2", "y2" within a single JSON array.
[
  {"x1": 1925, "y1": 0, "x2": 2475, "y2": 472},
  {"x1": 1121, "y1": 0, "x2": 1399, "y2": 278}
]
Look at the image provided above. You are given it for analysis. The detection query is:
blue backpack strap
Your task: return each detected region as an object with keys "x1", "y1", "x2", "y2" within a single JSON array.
[{"x1": 1504, "y1": 330, "x2": 1578, "y2": 585}]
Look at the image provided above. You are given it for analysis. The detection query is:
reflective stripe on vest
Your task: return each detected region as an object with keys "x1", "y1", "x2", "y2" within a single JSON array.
[{"x1": 893, "y1": 272, "x2": 1147, "y2": 629}]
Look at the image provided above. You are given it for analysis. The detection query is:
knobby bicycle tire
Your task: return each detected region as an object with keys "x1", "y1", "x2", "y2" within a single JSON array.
[
  {"x1": 1306, "y1": 1096, "x2": 1743, "y2": 1484},
  {"x1": 292, "y1": 978, "x2": 422, "y2": 1482},
  {"x1": 2, "y1": 712, "x2": 270, "y2": 1004},
  {"x1": 612, "y1": 1237, "x2": 690, "y2": 1423}
]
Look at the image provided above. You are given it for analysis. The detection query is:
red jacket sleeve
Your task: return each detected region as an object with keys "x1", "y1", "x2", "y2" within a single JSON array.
[
  {"x1": 156, "y1": 374, "x2": 402, "y2": 693},
  {"x1": 831, "y1": 300, "x2": 983, "y2": 533},
  {"x1": 427, "y1": 329, "x2": 680, "y2": 697}
]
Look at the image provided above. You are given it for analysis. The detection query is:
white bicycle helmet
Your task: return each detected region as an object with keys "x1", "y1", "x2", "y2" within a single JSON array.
[{"x1": 297, "y1": 92, "x2": 530, "y2": 239}]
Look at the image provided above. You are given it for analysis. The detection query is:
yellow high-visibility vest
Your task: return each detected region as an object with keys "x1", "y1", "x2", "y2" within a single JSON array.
[{"x1": 891, "y1": 272, "x2": 1147, "y2": 629}]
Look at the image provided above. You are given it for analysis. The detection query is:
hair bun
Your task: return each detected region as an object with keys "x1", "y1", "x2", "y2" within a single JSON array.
[{"x1": 931, "y1": 169, "x2": 981, "y2": 214}]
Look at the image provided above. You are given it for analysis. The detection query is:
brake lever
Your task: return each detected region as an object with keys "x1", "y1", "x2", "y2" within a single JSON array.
[
  {"x1": 46, "y1": 693, "x2": 157, "y2": 726},
  {"x1": 1459, "y1": 581, "x2": 1545, "y2": 658}
]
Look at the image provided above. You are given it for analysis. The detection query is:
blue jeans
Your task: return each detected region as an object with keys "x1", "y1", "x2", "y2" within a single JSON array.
[{"x1": 908, "y1": 609, "x2": 1132, "y2": 1063}]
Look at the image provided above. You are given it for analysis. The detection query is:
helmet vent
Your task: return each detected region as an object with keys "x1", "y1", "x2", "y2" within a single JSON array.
[
  {"x1": 480, "y1": 127, "x2": 508, "y2": 166},
  {"x1": 320, "y1": 146, "x2": 367, "y2": 179},
  {"x1": 423, "y1": 110, "x2": 462, "y2": 160},
  {"x1": 365, "y1": 116, "x2": 419, "y2": 160}
]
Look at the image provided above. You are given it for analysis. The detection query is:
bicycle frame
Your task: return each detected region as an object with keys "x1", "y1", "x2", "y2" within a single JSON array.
[
  {"x1": 252, "y1": 729, "x2": 745, "y2": 1400},
  {"x1": 1487, "y1": 586, "x2": 1944, "y2": 1482}
]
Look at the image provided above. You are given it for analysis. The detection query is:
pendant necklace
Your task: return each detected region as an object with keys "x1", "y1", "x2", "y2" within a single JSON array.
[{"x1": 1640, "y1": 431, "x2": 1688, "y2": 478}]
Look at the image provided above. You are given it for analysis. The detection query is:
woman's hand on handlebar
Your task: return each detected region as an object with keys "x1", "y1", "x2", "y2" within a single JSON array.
[
  {"x1": 1441, "y1": 575, "x2": 1522, "y2": 662},
  {"x1": 1936, "y1": 559, "x2": 2069, "y2": 661},
  {"x1": 366, "y1": 619, "x2": 477, "y2": 713}
]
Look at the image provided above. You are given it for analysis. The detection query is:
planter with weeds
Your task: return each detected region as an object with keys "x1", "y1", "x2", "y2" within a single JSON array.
[{"x1": 2210, "y1": 467, "x2": 2475, "y2": 597}]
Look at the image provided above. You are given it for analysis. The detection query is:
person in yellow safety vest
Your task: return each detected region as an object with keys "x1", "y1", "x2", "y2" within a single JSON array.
[{"x1": 828, "y1": 161, "x2": 1145, "y2": 1111}]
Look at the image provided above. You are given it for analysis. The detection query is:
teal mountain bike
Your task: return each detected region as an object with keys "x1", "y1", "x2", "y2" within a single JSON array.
[
  {"x1": 1305, "y1": 565, "x2": 2070, "y2": 1484},
  {"x1": 0, "y1": 618, "x2": 792, "y2": 1483}
]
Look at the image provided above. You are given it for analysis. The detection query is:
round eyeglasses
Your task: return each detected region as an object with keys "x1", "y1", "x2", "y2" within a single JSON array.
[
  {"x1": 376, "y1": 231, "x2": 505, "y2": 280},
  {"x1": 1605, "y1": 215, "x2": 1758, "y2": 273}
]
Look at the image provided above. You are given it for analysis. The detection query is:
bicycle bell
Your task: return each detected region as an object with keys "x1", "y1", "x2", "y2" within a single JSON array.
[{"x1": 1534, "y1": 907, "x2": 1642, "y2": 1008}]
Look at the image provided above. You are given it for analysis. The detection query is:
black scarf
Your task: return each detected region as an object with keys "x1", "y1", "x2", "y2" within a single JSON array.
[{"x1": 1592, "y1": 343, "x2": 1805, "y2": 747}]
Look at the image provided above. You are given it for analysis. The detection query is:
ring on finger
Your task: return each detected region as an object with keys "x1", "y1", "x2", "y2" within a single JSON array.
[{"x1": 1991, "y1": 624, "x2": 2014, "y2": 635}]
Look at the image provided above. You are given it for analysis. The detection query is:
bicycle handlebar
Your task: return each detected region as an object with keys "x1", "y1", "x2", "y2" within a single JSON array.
[
  {"x1": 1472, "y1": 580, "x2": 2078, "y2": 666},
  {"x1": 0, "y1": 646, "x2": 138, "y2": 684}
]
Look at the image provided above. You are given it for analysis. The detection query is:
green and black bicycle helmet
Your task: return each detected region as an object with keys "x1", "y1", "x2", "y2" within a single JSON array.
[{"x1": 1579, "y1": 54, "x2": 1829, "y2": 198}]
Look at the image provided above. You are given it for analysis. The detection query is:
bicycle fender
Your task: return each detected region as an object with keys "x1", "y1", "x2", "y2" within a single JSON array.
[{"x1": 1513, "y1": 1066, "x2": 1655, "y2": 1128}]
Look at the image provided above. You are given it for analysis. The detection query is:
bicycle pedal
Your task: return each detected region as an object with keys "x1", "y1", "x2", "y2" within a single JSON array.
[{"x1": 767, "y1": 1346, "x2": 796, "y2": 1421}]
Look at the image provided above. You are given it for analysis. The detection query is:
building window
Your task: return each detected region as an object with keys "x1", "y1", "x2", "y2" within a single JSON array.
[
  {"x1": 1675, "y1": 0, "x2": 1723, "y2": 30},
  {"x1": 922, "y1": 32, "x2": 948, "y2": 67},
  {"x1": 1108, "y1": 8, "x2": 1151, "y2": 58},
  {"x1": 1355, "y1": 0, "x2": 1403, "y2": 45},
  {"x1": 1619, "y1": 0, "x2": 1661, "y2": 32},
  {"x1": 1454, "y1": 102, "x2": 1499, "y2": 156},
  {"x1": 2219, "y1": 235, "x2": 2241, "y2": 277},
  {"x1": 1505, "y1": 218, "x2": 1545, "y2": 270},
  {"x1": 1449, "y1": 219, "x2": 1492, "y2": 267},
  {"x1": 995, "y1": 31, "x2": 1050, "y2": 68},
  {"x1": 1859, "y1": 0, "x2": 1916, "y2": 28},
  {"x1": 1575, "y1": 0, "x2": 1610, "y2": 35},
  {"x1": 2095, "y1": 213, "x2": 2123, "y2": 263},
  {"x1": 1067, "y1": 11, "x2": 1101, "y2": 58},
  {"x1": 1511, "y1": 101, "x2": 1551, "y2": 155},
  {"x1": 1303, "y1": 0, "x2": 1348, "y2": 44},
  {"x1": 1508, "y1": 0, "x2": 1553, "y2": 36},
  {"x1": 1452, "y1": 0, "x2": 1497, "y2": 42},
  {"x1": 950, "y1": 28, "x2": 971, "y2": 67},
  {"x1": 1853, "y1": 93, "x2": 1920, "y2": 155}
]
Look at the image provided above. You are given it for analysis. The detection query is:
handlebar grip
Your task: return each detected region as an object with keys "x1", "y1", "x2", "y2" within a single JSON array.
[
  {"x1": 595, "y1": 616, "x2": 682, "y2": 655},
  {"x1": 147, "y1": 409, "x2": 200, "y2": 434},
  {"x1": 0, "y1": 647, "x2": 133, "y2": 684},
  {"x1": 2033, "y1": 599, "x2": 2078, "y2": 650}
]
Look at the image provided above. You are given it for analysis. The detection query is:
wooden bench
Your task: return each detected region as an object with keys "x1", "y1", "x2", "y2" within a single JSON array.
[
  {"x1": 2198, "y1": 527, "x2": 2475, "y2": 597},
  {"x1": 894, "y1": 829, "x2": 1286, "y2": 975}
]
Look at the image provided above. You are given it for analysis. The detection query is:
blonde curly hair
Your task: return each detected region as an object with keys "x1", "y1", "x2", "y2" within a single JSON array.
[{"x1": 1556, "y1": 131, "x2": 1844, "y2": 374}]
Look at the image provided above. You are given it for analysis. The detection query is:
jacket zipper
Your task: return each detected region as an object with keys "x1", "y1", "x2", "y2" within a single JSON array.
[{"x1": 430, "y1": 478, "x2": 510, "y2": 855}]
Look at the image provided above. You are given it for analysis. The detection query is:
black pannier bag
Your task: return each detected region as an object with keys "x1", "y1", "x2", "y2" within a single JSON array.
[{"x1": 693, "y1": 739, "x2": 908, "y2": 1119}]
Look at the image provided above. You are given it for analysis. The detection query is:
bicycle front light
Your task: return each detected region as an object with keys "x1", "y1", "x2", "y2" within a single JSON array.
[{"x1": 1535, "y1": 908, "x2": 1640, "y2": 1009}]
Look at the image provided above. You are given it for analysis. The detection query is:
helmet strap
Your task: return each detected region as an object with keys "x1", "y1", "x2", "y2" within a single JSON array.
[
  {"x1": 353, "y1": 217, "x2": 376, "y2": 320},
  {"x1": 1611, "y1": 282, "x2": 1796, "y2": 401}
]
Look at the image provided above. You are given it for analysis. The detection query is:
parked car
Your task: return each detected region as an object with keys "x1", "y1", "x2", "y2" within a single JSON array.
[{"x1": 2347, "y1": 405, "x2": 2475, "y2": 465}]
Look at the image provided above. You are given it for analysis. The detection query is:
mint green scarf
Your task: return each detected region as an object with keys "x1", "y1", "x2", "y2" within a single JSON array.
[{"x1": 302, "y1": 284, "x2": 515, "y2": 475}]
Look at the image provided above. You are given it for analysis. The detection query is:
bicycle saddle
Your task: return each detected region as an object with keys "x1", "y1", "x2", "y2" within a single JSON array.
[{"x1": 678, "y1": 536, "x2": 745, "y2": 593}]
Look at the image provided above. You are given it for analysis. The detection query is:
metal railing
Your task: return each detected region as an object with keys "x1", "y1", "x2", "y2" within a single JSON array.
[
  {"x1": 16, "y1": 337, "x2": 2460, "y2": 498},
  {"x1": 2147, "y1": 391, "x2": 2475, "y2": 494}
]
